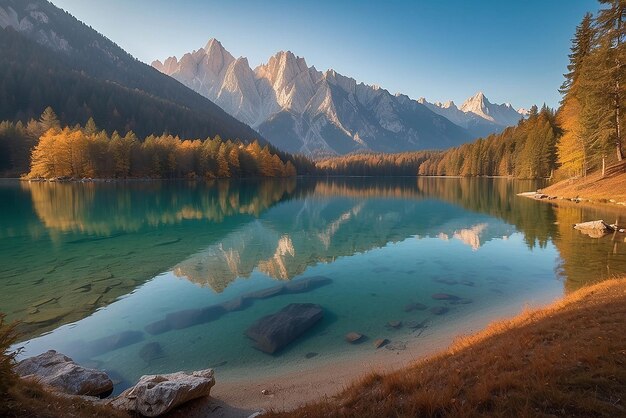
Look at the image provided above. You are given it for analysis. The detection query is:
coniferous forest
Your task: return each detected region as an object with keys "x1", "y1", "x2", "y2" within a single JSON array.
[
  {"x1": 318, "y1": 1, "x2": 624, "y2": 180},
  {"x1": 0, "y1": 1, "x2": 622, "y2": 180}
]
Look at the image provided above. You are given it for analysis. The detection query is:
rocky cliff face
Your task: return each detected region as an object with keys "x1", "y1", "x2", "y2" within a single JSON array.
[{"x1": 153, "y1": 39, "x2": 472, "y2": 156}]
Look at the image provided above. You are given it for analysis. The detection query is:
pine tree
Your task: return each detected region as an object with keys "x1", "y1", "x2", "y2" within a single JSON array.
[
  {"x1": 38, "y1": 106, "x2": 60, "y2": 133},
  {"x1": 595, "y1": 0, "x2": 625, "y2": 161}
]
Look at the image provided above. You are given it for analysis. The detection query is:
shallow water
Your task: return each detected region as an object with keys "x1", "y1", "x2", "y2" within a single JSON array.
[{"x1": 2, "y1": 177, "x2": 625, "y2": 393}]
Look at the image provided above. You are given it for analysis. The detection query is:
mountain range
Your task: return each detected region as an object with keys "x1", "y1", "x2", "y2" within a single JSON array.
[
  {"x1": 153, "y1": 39, "x2": 527, "y2": 156},
  {"x1": 418, "y1": 93, "x2": 529, "y2": 138},
  {"x1": 0, "y1": 0, "x2": 529, "y2": 158},
  {"x1": 0, "y1": 0, "x2": 261, "y2": 142}
]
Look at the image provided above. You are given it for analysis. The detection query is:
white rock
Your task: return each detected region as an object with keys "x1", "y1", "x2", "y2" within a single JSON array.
[
  {"x1": 111, "y1": 369, "x2": 215, "y2": 417},
  {"x1": 14, "y1": 350, "x2": 113, "y2": 397}
]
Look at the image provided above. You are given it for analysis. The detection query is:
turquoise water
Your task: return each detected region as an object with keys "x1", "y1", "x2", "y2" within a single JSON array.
[{"x1": 2, "y1": 178, "x2": 625, "y2": 393}]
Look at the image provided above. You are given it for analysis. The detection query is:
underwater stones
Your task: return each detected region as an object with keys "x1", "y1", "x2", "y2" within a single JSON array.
[
  {"x1": 243, "y1": 284, "x2": 284, "y2": 300},
  {"x1": 83, "y1": 330, "x2": 144, "y2": 356},
  {"x1": 431, "y1": 293, "x2": 460, "y2": 301},
  {"x1": 373, "y1": 338, "x2": 389, "y2": 349},
  {"x1": 405, "y1": 319, "x2": 428, "y2": 329},
  {"x1": 385, "y1": 341, "x2": 407, "y2": 351},
  {"x1": 404, "y1": 302, "x2": 427, "y2": 312},
  {"x1": 166, "y1": 305, "x2": 226, "y2": 330},
  {"x1": 387, "y1": 320, "x2": 402, "y2": 329},
  {"x1": 434, "y1": 278, "x2": 458, "y2": 286},
  {"x1": 145, "y1": 319, "x2": 171, "y2": 335},
  {"x1": 146, "y1": 277, "x2": 332, "y2": 336},
  {"x1": 111, "y1": 369, "x2": 215, "y2": 417},
  {"x1": 24, "y1": 307, "x2": 73, "y2": 325},
  {"x1": 139, "y1": 342, "x2": 164, "y2": 363},
  {"x1": 345, "y1": 332, "x2": 364, "y2": 343},
  {"x1": 430, "y1": 306, "x2": 449, "y2": 315},
  {"x1": 245, "y1": 303, "x2": 324, "y2": 354},
  {"x1": 31, "y1": 296, "x2": 57, "y2": 307},
  {"x1": 450, "y1": 298, "x2": 473, "y2": 305},
  {"x1": 284, "y1": 276, "x2": 332, "y2": 293},
  {"x1": 15, "y1": 350, "x2": 113, "y2": 397},
  {"x1": 220, "y1": 297, "x2": 250, "y2": 312},
  {"x1": 305, "y1": 352, "x2": 319, "y2": 359}
]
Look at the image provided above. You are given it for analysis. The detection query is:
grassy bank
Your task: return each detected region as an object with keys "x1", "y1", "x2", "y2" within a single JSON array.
[
  {"x1": 541, "y1": 171, "x2": 626, "y2": 203},
  {"x1": 269, "y1": 278, "x2": 626, "y2": 417}
]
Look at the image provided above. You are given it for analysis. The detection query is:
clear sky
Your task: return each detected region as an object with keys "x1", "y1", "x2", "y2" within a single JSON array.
[{"x1": 51, "y1": 0, "x2": 599, "y2": 110}]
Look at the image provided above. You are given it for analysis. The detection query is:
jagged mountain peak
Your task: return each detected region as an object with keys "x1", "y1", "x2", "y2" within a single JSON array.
[
  {"x1": 204, "y1": 37, "x2": 224, "y2": 51},
  {"x1": 461, "y1": 91, "x2": 491, "y2": 112},
  {"x1": 154, "y1": 39, "x2": 529, "y2": 155}
]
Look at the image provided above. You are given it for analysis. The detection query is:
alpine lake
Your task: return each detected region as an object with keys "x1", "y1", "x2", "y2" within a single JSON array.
[{"x1": 1, "y1": 177, "x2": 625, "y2": 394}]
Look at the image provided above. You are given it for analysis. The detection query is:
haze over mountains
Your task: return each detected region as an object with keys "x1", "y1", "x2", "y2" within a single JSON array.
[{"x1": 154, "y1": 39, "x2": 527, "y2": 156}]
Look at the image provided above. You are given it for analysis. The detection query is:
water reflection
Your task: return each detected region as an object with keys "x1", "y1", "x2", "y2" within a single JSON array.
[{"x1": 0, "y1": 177, "x2": 625, "y2": 340}]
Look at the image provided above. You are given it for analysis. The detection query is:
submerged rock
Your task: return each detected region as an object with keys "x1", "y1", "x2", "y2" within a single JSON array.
[
  {"x1": 373, "y1": 338, "x2": 389, "y2": 349},
  {"x1": 15, "y1": 350, "x2": 113, "y2": 397},
  {"x1": 145, "y1": 277, "x2": 332, "y2": 336},
  {"x1": 305, "y1": 352, "x2": 319, "y2": 359},
  {"x1": 283, "y1": 276, "x2": 332, "y2": 294},
  {"x1": 430, "y1": 306, "x2": 449, "y2": 315},
  {"x1": 139, "y1": 342, "x2": 164, "y2": 363},
  {"x1": 405, "y1": 319, "x2": 428, "y2": 329},
  {"x1": 387, "y1": 320, "x2": 402, "y2": 329},
  {"x1": 345, "y1": 332, "x2": 364, "y2": 343},
  {"x1": 450, "y1": 298, "x2": 473, "y2": 305},
  {"x1": 245, "y1": 303, "x2": 324, "y2": 354},
  {"x1": 83, "y1": 330, "x2": 144, "y2": 356},
  {"x1": 404, "y1": 302, "x2": 427, "y2": 312},
  {"x1": 385, "y1": 341, "x2": 407, "y2": 351},
  {"x1": 111, "y1": 369, "x2": 215, "y2": 417},
  {"x1": 431, "y1": 293, "x2": 460, "y2": 301}
]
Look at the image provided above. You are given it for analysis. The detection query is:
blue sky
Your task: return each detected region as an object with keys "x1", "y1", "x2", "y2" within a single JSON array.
[{"x1": 52, "y1": 0, "x2": 599, "y2": 109}]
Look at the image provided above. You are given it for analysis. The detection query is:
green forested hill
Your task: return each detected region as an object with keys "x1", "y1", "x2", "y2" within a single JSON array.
[{"x1": 0, "y1": 0, "x2": 262, "y2": 142}]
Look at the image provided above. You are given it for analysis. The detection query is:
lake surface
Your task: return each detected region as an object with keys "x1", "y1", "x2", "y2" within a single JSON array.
[{"x1": 2, "y1": 177, "x2": 625, "y2": 393}]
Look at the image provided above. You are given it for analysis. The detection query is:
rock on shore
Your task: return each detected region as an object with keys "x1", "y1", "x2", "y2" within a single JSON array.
[
  {"x1": 110, "y1": 369, "x2": 215, "y2": 417},
  {"x1": 14, "y1": 350, "x2": 113, "y2": 397}
]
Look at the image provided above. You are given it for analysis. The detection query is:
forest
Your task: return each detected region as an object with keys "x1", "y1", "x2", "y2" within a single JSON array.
[
  {"x1": 318, "y1": 1, "x2": 624, "y2": 180},
  {"x1": 0, "y1": 108, "x2": 298, "y2": 179},
  {"x1": 0, "y1": 1, "x2": 622, "y2": 181}
]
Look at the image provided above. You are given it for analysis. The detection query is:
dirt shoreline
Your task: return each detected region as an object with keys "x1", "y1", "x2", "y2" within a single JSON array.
[{"x1": 170, "y1": 301, "x2": 556, "y2": 417}]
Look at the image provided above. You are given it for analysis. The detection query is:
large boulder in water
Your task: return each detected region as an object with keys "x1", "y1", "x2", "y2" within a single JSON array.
[
  {"x1": 14, "y1": 350, "x2": 113, "y2": 397},
  {"x1": 110, "y1": 369, "x2": 215, "y2": 417},
  {"x1": 245, "y1": 303, "x2": 323, "y2": 354}
]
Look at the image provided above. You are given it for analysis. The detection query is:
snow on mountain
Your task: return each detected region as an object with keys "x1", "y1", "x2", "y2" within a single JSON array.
[{"x1": 153, "y1": 39, "x2": 472, "y2": 156}]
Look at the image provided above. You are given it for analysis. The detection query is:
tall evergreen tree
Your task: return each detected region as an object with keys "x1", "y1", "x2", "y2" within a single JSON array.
[{"x1": 595, "y1": 0, "x2": 625, "y2": 161}]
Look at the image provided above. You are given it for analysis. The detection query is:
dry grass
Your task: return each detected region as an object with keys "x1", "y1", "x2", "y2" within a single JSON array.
[
  {"x1": 268, "y1": 278, "x2": 626, "y2": 418},
  {"x1": 1, "y1": 380, "x2": 129, "y2": 418},
  {"x1": 0, "y1": 313, "x2": 128, "y2": 418},
  {"x1": 542, "y1": 171, "x2": 626, "y2": 202}
]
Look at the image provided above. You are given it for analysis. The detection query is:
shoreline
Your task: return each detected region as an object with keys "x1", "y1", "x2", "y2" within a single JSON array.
[
  {"x1": 518, "y1": 190, "x2": 626, "y2": 213},
  {"x1": 171, "y1": 299, "x2": 558, "y2": 417},
  {"x1": 268, "y1": 277, "x2": 626, "y2": 417}
]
